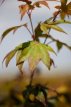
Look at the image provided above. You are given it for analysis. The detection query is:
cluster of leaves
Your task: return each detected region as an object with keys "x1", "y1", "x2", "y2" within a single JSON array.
[
  {"x1": 18, "y1": 0, "x2": 51, "y2": 20},
  {"x1": 0, "y1": 0, "x2": 71, "y2": 74},
  {"x1": 35, "y1": 18, "x2": 71, "y2": 49}
]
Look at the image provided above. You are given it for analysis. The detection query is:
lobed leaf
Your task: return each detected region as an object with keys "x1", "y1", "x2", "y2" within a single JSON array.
[
  {"x1": 16, "y1": 41, "x2": 55, "y2": 71},
  {"x1": 3, "y1": 41, "x2": 56, "y2": 71}
]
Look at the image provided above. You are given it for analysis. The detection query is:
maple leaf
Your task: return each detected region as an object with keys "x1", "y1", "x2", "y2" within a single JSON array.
[
  {"x1": 3, "y1": 41, "x2": 55, "y2": 72},
  {"x1": 54, "y1": 0, "x2": 71, "y2": 19}
]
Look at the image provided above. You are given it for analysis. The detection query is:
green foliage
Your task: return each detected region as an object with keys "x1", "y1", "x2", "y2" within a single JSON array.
[
  {"x1": 0, "y1": 0, "x2": 71, "y2": 73},
  {"x1": 3, "y1": 41, "x2": 55, "y2": 71}
]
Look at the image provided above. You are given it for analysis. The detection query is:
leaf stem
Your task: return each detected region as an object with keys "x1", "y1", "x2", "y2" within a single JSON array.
[
  {"x1": 44, "y1": 29, "x2": 50, "y2": 44},
  {"x1": 47, "y1": 40, "x2": 55, "y2": 44},
  {"x1": 43, "y1": 10, "x2": 60, "y2": 44},
  {"x1": 27, "y1": 11, "x2": 35, "y2": 40},
  {"x1": 53, "y1": 10, "x2": 60, "y2": 22},
  {"x1": 25, "y1": 25, "x2": 33, "y2": 36}
]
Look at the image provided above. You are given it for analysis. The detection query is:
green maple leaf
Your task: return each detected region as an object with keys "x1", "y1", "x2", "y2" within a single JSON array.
[{"x1": 3, "y1": 41, "x2": 55, "y2": 72}]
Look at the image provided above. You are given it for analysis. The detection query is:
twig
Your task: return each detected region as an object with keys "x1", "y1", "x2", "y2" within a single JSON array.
[
  {"x1": 44, "y1": 29, "x2": 50, "y2": 44},
  {"x1": 27, "y1": 11, "x2": 35, "y2": 39},
  {"x1": 25, "y1": 25, "x2": 33, "y2": 36},
  {"x1": 47, "y1": 40, "x2": 54, "y2": 44},
  {"x1": 43, "y1": 9, "x2": 60, "y2": 44},
  {"x1": 53, "y1": 10, "x2": 60, "y2": 22}
]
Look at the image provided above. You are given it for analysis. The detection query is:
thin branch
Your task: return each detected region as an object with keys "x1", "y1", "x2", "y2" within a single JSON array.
[
  {"x1": 25, "y1": 26, "x2": 33, "y2": 36},
  {"x1": 43, "y1": 9, "x2": 60, "y2": 44},
  {"x1": 47, "y1": 40, "x2": 54, "y2": 44},
  {"x1": 44, "y1": 29, "x2": 51, "y2": 44},
  {"x1": 27, "y1": 11, "x2": 35, "y2": 39},
  {"x1": 53, "y1": 10, "x2": 60, "y2": 22}
]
